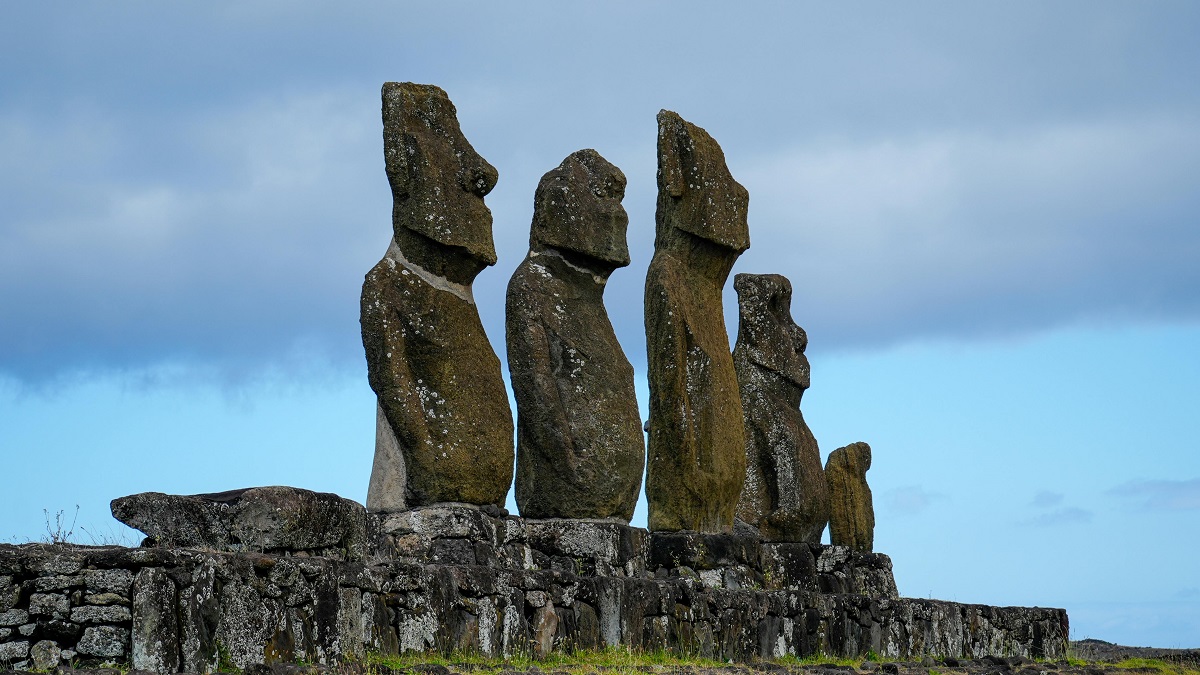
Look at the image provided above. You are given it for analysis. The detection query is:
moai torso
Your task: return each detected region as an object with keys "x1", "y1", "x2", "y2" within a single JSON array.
[
  {"x1": 645, "y1": 110, "x2": 750, "y2": 533},
  {"x1": 506, "y1": 150, "x2": 644, "y2": 521},
  {"x1": 825, "y1": 442, "x2": 875, "y2": 551},
  {"x1": 361, "y1": 82, "x2": 514, "y2": 510},
  {"x1": 732, "y1": 273, "x2": 830, "y2": 542}
]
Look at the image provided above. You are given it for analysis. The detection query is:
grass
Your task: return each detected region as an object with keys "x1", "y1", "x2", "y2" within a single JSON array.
[
  {"x1": 361, "y1": 650, "x2": 1200, "y2": 675},
  {"x1": 367, "y1": 648, "x2": 726, "y2": 675},
  {"x1": 1110, "y1": 658, "x2": 1200, "y2": 675}
]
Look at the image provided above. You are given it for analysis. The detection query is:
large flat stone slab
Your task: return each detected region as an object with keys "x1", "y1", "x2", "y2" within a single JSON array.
[{"x1": 110, "y1": 486, "x2": 368, "y2": 559}]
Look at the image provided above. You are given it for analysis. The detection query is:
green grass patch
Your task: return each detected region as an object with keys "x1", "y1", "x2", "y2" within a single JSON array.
[
  {"x1": 366, "y1": 647, "x2": 727, "y2": 675},
  {"x1": 1111, "y1": 658, "x2": 1200, "y2": 675}
]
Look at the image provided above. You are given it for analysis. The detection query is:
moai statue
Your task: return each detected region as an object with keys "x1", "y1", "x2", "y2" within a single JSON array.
[
  {"x1": 506, "y1": 149, "x2": 644, "y2": 521},
  {"x1": 825, "y1": 442, "x2": 875, "y2": 551},
  {"x1": 361, "y1": 82, "x2": 514, "y2": 510},
  {"x1": 732, "y1": 273, "x2": 831, "y2": 542},
  {"x1": 645, "y1": 110, "x2": 750, "y2": 533}
]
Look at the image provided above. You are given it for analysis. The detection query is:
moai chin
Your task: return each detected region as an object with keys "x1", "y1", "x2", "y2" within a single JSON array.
[
  {"x1": 645, "y1": 110, "x2": 750, "y2": 533},
  {"x1": 825, "y1": 441, "x2": 875, "y2": 552},
  {"x1": 732, "y1": 273, "x2": 830, "y2": 542},
  {"x1": 506, "y1": 149, "x2": 645, "y2": 521},
  {"x1": 361, "y1": 82, "x2": 514, "y2": 510}
]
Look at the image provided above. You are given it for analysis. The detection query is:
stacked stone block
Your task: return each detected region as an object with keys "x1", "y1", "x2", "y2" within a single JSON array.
[{"x1": 0, "y1": 535, "x2": 1066, "y2": 671}]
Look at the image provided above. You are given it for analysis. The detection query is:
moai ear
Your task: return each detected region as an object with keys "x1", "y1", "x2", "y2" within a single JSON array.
[{"x1": 657, "y1": 110, "x2": 686, "y2": 198}]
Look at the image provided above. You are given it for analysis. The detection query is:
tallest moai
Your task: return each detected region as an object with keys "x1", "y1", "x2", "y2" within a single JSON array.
[
  {"x1": 361, "y1": 82, "x2": 514, "y2": 511},
  {"x1": 645, "y1": 110, "x2": 751, "y2": 533}
]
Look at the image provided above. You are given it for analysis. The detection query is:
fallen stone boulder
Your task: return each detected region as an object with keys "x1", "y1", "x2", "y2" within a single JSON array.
[{"x1": 110, "y1": 486, "x2": 368, "y2": 559}]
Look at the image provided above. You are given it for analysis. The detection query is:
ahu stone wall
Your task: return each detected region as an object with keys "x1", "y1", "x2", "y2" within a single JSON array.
[{"x1": 0, "y1": 504, "x2": 1067, "y2": 672}]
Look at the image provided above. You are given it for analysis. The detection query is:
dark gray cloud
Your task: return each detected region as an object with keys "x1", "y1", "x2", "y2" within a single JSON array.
[
  {"x1": 1110, "y1": 478, "x2": 1200, "y2": 511},
  {"x1": 3, "y1": 2, "x2": 1199, "y2": 384}
]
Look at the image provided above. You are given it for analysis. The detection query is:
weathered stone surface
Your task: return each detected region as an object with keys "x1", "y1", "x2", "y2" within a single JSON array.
[
  {"x1": 83, "y1": 569, "x2": 134, "y2": 595},
  {"x1": 179, "y1": 559, "x2": 219, "y2": 673},
  {"x1": 29, "y1": 639, "x2": 61, "y2": 670},
  {"x1": 645, "y1": 109, "x2": 750, "y2": 533},
  {"x1": 76, "y1": 626, "x2": 129, "y2": 658},
  {"x1": 732, "y1": 273, "x2": 830, "y2": 543},
  {"x1": 811, "y1": 544, "x2": 898, "y2": 598},
  {"x1": 826, "y1": 442, "x2": 875, "y2": 552},
  {"x1": 70, "y1": 605, "x2": 131, "y2": 624},
  {"x1": 131, "y1": 567, "x2": 179, "y2": 673},
  {"x1": 523, "y1": 519, "x2": 647, "y2": 577},
  {"x1": 0, "y1": 639, "x2": 29, "y2": 661},
  {"x1": 507, "y1": 149, "x2": 643, "y2": 521},
  {"x1": 0, "y1": 536, "x2": 1066, "y2": 666},
  {"x1": 362, "y1": 82, "x2": 514, "y2": 511},
  {"x1": 111, "y1": 487, "x2": 368, "y2": 558},
  {"x1": 29, "y1": 593, "x2": 69, "y2": 618}
]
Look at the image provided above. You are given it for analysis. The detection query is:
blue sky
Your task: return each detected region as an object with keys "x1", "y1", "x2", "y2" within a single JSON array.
[{"x1": 2, "y1": 1, "x2": 1198, "y2": 648}]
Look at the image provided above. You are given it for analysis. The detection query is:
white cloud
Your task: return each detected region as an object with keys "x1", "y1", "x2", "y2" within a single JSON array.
[{"x1": 735, "y1": 115, "x2": 1200, "y2": 347}]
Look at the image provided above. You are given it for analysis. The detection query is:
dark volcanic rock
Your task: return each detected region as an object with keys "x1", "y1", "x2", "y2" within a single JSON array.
[
  {"x1": 110, "y1": 487, "x2": 368, "y2": 558},
  {"x1": 506, "y1": 149, "x2": 644, "y2": 521},
  {"x1": 362, "y1": 82, "x2": 514, "y2": 510},
  {"x1": 825, "y1": 442, "x2": 875, "y2": 551},
  {"x1": 645, "y1": 109, "x2": 750, "y2": 533},
  {"x1": 732, "y1": 273, "x2": 830, "y2": 543}
]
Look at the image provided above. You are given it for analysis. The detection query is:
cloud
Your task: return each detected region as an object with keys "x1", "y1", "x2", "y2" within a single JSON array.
[
  {"x1": 1022, "y1": 507, "x2": 1094, "y2": 528},
  {"x1": 1031, "y1": 491, "x2": 1065, "y2": 508},
  {"x1": 3, "y1": 3, "x2": 1200, "y2": 385},
  {"x1": 1023, "y1": 490, "x2": 1092, "y2": 527},
  {"x1": 736, "y1": 115, "x2": 1200, "y2": 351},
  {"x1": 0, "y1": 88, "x2": 386, "y2": 385},
  {"x1": 884, "y1": 485, "x2": 946, "y2": 515},
  {"x1": 1109, "y1": 478, "x2": 1200, "y2": 511}
]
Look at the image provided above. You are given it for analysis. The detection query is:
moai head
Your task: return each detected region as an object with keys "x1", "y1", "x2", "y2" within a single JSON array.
[
  {"x1": 843, "y1": 441, "x2": 872, "y2": 475},
  {"x1": 734, "y1": 273, "x2": 810, "y2": 392},
  {"x1": 655, "y1": 109, "x2": 750, "y2": 254},
  {"x1": 530, "y1": 149, "x2": 630, "y2": 271},
  {"x1": 382, "y1": 82, "x2": 499, "y2": 271}
]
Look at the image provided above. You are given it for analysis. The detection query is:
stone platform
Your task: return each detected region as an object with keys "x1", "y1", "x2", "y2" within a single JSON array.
[{"x1": 0, "y1": 496, "x2": 1068, "y2": 672}]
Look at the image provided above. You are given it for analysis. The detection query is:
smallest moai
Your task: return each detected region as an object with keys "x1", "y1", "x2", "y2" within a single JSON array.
[{"x1": 825, "y1": 441, "x2": 875, "y2": 551}]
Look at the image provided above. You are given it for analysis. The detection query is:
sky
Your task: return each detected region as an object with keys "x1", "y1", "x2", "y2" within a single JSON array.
[{"x1": 1, "y1": 1, "x2": 1198, "y2": 649}]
